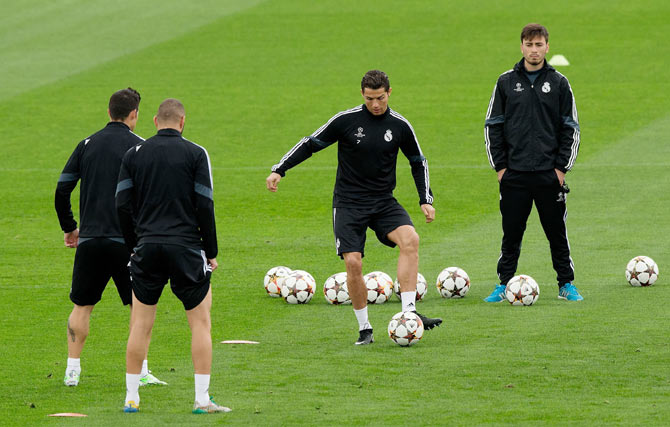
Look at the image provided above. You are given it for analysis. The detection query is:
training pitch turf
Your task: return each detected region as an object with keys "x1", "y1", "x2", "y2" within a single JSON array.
[{"x1": 1, "y1": 0, "x2": 669, "y2": 425}]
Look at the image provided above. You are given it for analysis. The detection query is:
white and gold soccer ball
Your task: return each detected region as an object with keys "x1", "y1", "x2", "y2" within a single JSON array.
[
  {"x1": 436, "y1": 267, "x2": 470, "y2": 298},
  {"x1": 364, "y1": 271, "x2": 393, "y2": 304},
  {"x1": 626, "y1": 256, "x2": 659, "y2": 287},
  {"x1": 281, "y1": 270, "x2": 315, "y2": 304},
  {"x1": 264, "y1": 266, "x2": 292, "y2": 297},
  {"x1": 323, "y1": 272, "x2": 350, "y2": 305},
  {"x1": 393, "y1": 273, "x2": 428, "y2": 301},
  {"x1": 505, "y1": 275, "x2": 539, "y2": 306},
  {"x1": 388, "y1": 311, "x2": 424, "y2": 347}
]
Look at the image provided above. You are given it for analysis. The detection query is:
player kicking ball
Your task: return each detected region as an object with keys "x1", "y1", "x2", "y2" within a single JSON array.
[{"x1": 266, "y1": 70, "x2": 442, "y2": 345}]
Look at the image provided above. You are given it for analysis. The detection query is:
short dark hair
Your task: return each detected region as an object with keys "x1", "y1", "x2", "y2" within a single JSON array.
[
  {"x1": 361, "y1": 70, "x2": 390, "y2": 92},
  {"x1": 156, "y1": 98, "x2": 185, "y2": 123},
  {"x1": 109, "y1": 88, "x2": 141, "y2": 120},
  {"x1": 521, "y1": 23, "x2": 549, "y2": 43}
]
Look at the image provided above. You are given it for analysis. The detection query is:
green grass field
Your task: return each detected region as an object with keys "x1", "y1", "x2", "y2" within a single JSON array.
[{"x1": 1, "y1": 0, "x2": 669, "y2": 424}]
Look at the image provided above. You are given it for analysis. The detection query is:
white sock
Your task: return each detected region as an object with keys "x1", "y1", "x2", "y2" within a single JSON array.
[
  {"x1": 66, "y1": 358, "x2": 81, "y2": 374},
  {"x1": 194, "y1": 374, "x2": 211, "y2": 406},
  {"x1": 353, "y1": 307, "x2": 371, "y2": 331},
  {"x1": 401, "y1": 292, "x2": 417, "y2": 312},
  {"x1": 141, "y1": 360, "x2": 149, "y2": 377},
  {"x1": 125, "y1": 373, "x2": 141, "y2": 404}
]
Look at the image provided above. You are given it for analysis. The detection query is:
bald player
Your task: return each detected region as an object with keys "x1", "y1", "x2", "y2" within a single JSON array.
[{"x1": 116, "y1": 99, "x2": 227, "y2": 414}]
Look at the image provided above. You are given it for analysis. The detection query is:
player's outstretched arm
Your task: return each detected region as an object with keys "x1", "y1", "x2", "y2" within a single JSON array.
[
  {"x1": 266, "y1": 172, "x2": 282, "y2": 192},
  {"x1": 64, "y1": 228, "x2": 79, "y2": 248},
  {"x1": 421, "y1": 204, "x2": 435, "y2": 223},
  {"x1": 269, "y1": 115, "x2": 341, "y2": 188}
]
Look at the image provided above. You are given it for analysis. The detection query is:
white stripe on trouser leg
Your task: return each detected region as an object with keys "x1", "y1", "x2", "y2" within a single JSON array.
[
  {"x1": 496, "y1": 252, "x2": 503, "y2": 281},
  {"x1": 562, "y1": 208, "x2": 575, "y2": 273},
  {"x1": 333, "y1": 208, "x2": 338, "y2": 254},
  {"x1": 200, "y1": 250, "x2": 209, "y2": 274}
]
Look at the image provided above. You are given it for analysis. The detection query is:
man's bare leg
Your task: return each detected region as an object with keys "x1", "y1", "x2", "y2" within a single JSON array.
[
  {"x1": 186, "y1": 288, "x2": 213, "y2": 375},
  {"x1": 343, "y1": 252, "x2": 373, "y2": 344},
  {"x1": 67, "y1": 304, "x2": 94, "y2": 358},
  {"x1": 388, "y1": 225, "x2": 419, "y2": 312},
  {"x1": 64, "y1": 304, "x2": 94, "y2": 385},
  {"x1": 128, "y1": 306, "x2": 165, "y2": 385},
  {"x1": 343, "y1": 252, "x2": 366, "y2": 310},
  {"x1": 124, "y1": 293, "x2": 157, "y2": 409},
  {"x1": 388, "y1": 225, "x2": 442, "y2": 329},
  {"x1": 186, "y1": 287, "x2": 230, "y2": 413}
]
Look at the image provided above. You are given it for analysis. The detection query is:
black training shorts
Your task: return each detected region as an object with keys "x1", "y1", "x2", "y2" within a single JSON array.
[
  {"x1": 70, "y1": 238, "x2": 132, "y2": 306},
  {"x1": 129, "y1": 243, "x2": 212, "y2": 310},
  {"x1": 333, "y1": 199, "x2": 413, "y2": 258}
]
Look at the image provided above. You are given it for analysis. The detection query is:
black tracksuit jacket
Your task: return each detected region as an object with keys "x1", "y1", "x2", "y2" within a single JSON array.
[
  {"x1": 272, "y1": 104, "x2": 433, "y2": 208},
  {"x1": 484, "y1": 58, "x2": 580, "y2": 173},
  {"x1": 115, "y1": 128, "x2": 218, "y2": 259},
  {"x1": 55, "y1": 122, "x2": 143, "y2": 238}
]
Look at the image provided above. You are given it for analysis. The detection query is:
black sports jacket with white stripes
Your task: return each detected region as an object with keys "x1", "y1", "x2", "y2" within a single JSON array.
[
  {"x1": 115, "y1": 128, "x2": 218, "y2": 258},
  {"x1": 272, "y1": 105, "x2": 433, "y2": 207},
  {"x1": 485, "y1": 58, "x2": 580, "y2": 173},
  {"x1": 55, "y1": 121, "x2": 143, "y2": 237}
]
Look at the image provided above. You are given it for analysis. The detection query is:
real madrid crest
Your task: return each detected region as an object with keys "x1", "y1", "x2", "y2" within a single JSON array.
[
  {"x1": 542, "y1": 82, "x2": 551, "y2": 93},
  {"x1": 384, "y1": 129, "x2": 393, "y2": 142}
]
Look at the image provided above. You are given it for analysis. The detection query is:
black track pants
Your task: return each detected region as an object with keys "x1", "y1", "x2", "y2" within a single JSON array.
[{"x1": 497, "y1": 169, "x2": 574, "y2": 286}]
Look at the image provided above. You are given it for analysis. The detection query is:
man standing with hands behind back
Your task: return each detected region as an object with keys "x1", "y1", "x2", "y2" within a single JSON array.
[
  {"x1": 116, "y1": 98, "x2": 229, "y2": 414},
  {"x1": 484, "y1": 23, "x2": 583, "y2": 302}
]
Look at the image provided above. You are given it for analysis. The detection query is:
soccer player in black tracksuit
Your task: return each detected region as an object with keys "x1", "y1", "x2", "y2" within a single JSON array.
[
  {"x1": 116, "y1": 99, "x2": 229, "y2": 414},
  {"x1": 266, "y1": 70, "x2": 442, "y2": 345},
  {"x1": 484, "y1": 24, "x2": 583, "y2": 302},
  {"x1": 54, "y1": 88, "x2": 165, "y2": 387}
]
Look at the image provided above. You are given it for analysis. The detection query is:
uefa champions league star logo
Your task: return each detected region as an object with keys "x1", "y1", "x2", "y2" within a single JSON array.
[
  {"x1": 514, "y1": 82, "x2": 524, "y2": 92},
  {"x1": 542, "y1": 82, "x2": 551, "y2": 93},
  {"x1": 355, "y1": 127, "x2": 365, "y2": 144},
  {"x1": 384, "y1": 129, "x2": 393, "y2": 142}
]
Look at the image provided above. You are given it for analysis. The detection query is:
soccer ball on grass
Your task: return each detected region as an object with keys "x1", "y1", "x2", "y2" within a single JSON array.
[
  {"x1": 625, "y1": 256, "x2": 659, "y2": 287},
  {"x1": 436, "y1": 267, "x2": 470, "y2": 298},
  {"x1": 264, "y1": 266, "x2": 292, "y2": 297},
  {"x1": 388, "y1": 311, "x2": 424, "y2": 347},
  {"x1": 281, "y1": 270, "x2": 315, "y2": 304},
  {"x1": 505, "y1": 275, "x2": 539, "y2": 306},
  {"x1": 364, "y1": 271, "x2": 393, "y2": 304},
  {"x1": 323, "y1": 272, "x2": 350, "y2": 304}
]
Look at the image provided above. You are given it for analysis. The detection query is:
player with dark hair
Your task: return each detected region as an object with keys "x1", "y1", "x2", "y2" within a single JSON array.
[
  {"x1": 116, "y1": 98, "x2": 227, "y2": 414},
  {"x1": 55, "y1": 88, "x2": 166, "y2": 387},
  {"x1": 266, "y1": 70, "x2": 441, "y2": 346},
  {"x1": 484, "y1": 23, "x2": 583, "y2": 302}
]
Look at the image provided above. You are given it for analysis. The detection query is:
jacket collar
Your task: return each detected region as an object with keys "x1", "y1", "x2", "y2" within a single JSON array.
[
  {"x1": 106, "y1": 121, "x2": 130, "y2": 130},
  {"x1": 362, "y1": 104, "x2": 391, "y2": 119},
  {"x1": 514, "y1": 57, "x2": 554, "y2": 74},
  {"x1": 157, "y1": 128, "x2": 182, "y2": 136}
]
